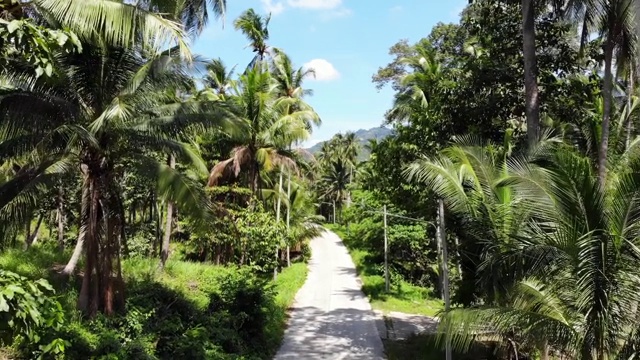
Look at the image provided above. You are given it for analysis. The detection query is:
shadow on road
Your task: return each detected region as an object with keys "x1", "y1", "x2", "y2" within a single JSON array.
[{"x1": 276, "y1": 305, "x2": 384, "y2": 359}]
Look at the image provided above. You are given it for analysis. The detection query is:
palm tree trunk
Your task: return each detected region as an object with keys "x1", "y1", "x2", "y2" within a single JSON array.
[
  {"x1": 522, "y1": 0, "x2": 540, "y2": 146},
  {"x1": 540, "y1": 340, "x2": 549, "y2": 360},
  {"x1": 24, "y1": 214, "x2": 44, "y2": 249},
  {"x1": 626, "y1": 67, "x2": 634, "y2": 150},
  {"x1": 62, "y1": 173, "x2": 90, "y2": 275},
  {"x1": 286, "y1": 171, "x2": 291, "y2": 267},
  {"x1": 77, "y1": 164, "x2": 124, "y2": 317},
  {"x1": 598, "y1": 38, "x2": 615, "y2": 184},
  {"x1": 78, "y1": 174, "x2": 99, "y2": 315},
  {"x1": 57, "y1": 186, "x2": 66, "y2": 251},
  {"x1": 160, "y1": 154, "x2": 175, "y2": 269},
  {"x1": 274, "y1": 170, "x2": 283, "y2": 280}
]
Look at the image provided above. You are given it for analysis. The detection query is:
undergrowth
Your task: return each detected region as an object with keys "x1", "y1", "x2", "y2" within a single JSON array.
[{"x1": 0, "y1": 246, "x2": 308, "y2": 359}]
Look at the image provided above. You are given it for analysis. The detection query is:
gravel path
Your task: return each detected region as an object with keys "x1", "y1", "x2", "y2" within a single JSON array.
[{"x1": 274, "y1": 230, "x2": 385, "y2": 360}]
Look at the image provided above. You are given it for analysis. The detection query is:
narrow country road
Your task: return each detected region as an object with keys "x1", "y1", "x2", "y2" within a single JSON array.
[{"x1": 275, "y1": 230, "x2": 385, "y2": 360}]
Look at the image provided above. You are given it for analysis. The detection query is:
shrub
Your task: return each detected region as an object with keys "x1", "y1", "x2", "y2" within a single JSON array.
[{"x1": 0, "y1": 270, "x2": 67, "y2": 358}]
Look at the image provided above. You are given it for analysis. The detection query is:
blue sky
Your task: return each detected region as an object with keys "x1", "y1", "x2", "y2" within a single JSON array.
[{"x1": 193, "y1": 0, "x2": 467, "y2": 147}]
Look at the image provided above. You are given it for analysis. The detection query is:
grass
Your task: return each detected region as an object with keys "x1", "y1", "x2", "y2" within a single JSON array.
[
  {"x1": 265, "y1": 262, "x2": 308, "y2": 352},
  {"x1": 0, "y1": 244, "x2": 309, "y2": 359},
  {"x1": 325, "y1": 223, "x2": 443, "y2": 317}
]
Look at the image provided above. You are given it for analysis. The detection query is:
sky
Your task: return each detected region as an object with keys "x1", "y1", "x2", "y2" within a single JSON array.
[{"x1": 193, "y1": 0, "x2": 468, "y2": 147}]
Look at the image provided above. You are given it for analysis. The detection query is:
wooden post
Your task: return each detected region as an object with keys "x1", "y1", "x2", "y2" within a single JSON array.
[{"x1": 383, "y1": 205, "x2": 389, "y2": 293}]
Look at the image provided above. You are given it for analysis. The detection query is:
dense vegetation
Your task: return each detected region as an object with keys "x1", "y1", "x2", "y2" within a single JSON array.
[
  {"x1": 3, "y1": 0, "x2": 640, "y2": 359},
  {"x1": 349, "y1": 0, "x2": 640, "y2": 359},
  {"x1": 0, "y1": 1, "x2": 320, "y2": 358}
]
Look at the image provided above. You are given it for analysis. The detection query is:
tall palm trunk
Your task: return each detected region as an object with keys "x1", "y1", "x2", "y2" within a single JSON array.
[
  {"x1": 522, "y1": 0, "x2": 540, "y2": 146},
  {"x1": 24, "y1": 214, "x2": 44, "y2": 249},
  {"x1": 57, "y1": 185, "x2": 66, "y2": 251},
  {"x1": 160, "y1": 154, "x2": 175, "y2": 269},
  {"x1": 598, "y1": 38, "x2": 615, "y2": 184},
  {"x1": 77, "y1": 161, "x2": 124, "y2": 317},
  {"x1": 62, "y1": 173, "x2": 90, "y2": 275},
  {"x1": 286, "y1": 171, "x2": 291, "y2": 267},
  {"x1": 626, "y1": 67, "x2": 635, "y2": 150}
]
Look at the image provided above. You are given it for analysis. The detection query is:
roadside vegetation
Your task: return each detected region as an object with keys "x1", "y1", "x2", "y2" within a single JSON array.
[
  {"x1": 4, "y1": 0, "x2": 640, "y2": 359},
  {"x1": 0, "y1": 1, "x2": 316, "y2": 358}
]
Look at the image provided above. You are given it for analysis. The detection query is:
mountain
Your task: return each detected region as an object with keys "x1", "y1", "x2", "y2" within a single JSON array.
[{"x1": 306, "y1": 126, "x2": 394, "y2": 162}]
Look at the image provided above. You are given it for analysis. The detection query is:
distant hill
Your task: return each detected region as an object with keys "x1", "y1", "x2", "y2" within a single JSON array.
[{"x1": 306, "y1": 126, "x2": 394, "y2": 162}]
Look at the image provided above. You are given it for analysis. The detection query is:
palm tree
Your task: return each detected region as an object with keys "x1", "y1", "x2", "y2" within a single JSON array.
[
  {"x1": 0, "y1": 46, "x2": 222, "y2": 316},
  {"x1": 139, "y1": 0, "x2": 227, "y2": 35},
  {"x1": 285, "y1": 182, "x2": 324, "y2": 255},
  {"x1": 318, "y1": 159, "x2": 351, "y2": 222},
  {"x1": 18, "y1": 0, "x2": 191, "y2": 56},
  {"x1": 271, "y1": 49, "x2": 316, "y2": 101},
  {"x1": 387, "y1": 44, "x2": 443, "y2": 124},
  {"x1": 415, "y1": 143, "x2": 640, "y2": 359},
  {"x1": 234, "y1": 8, "x2": 271, "y2": 69},
  {"x1": 405, "y1": 133, "x2": 553, "y2": 304},
  {"x1": 565, "y1": 0, "x2": 638, "y2": 184},
  {"x1": 207, "y1": 67, "x2": 319, "y2": 194},
  {"x1": 203, "y1": 58, "x2": 236, "y2": 98}
]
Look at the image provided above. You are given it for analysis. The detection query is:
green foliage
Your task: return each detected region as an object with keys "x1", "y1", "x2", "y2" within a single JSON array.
[
  {"x1": 0, "y1": 17, "x2": 81, "y2": 77},
  {"x1": 0, "y1": 247, "x2": 307, "y2": 359},
  {"x1": 180, "y1": 201, "x2": 288, "y2": 272},
  {"x1": 0, "y1": 270, "x2": 67, "y2": 359},
  {"x1": 328, "y1": 191, "x2": 445, "y2": 317}
]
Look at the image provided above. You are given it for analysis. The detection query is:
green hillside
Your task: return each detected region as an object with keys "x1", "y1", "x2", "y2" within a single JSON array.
[{"x1": 307, "y1": 126, "x2": 393, "y2": 162}]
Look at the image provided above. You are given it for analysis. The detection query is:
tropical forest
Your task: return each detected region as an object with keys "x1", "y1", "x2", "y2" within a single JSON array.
[{"x1": 1, "y1": 0, "x2": 640, "y2": 359}]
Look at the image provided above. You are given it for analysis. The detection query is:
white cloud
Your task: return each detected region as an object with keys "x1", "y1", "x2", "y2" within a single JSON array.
[
  {"x1": 262, "y1": 0, "x2": 350, "y2": 19},
  {"x1": 303, "y1": 59, "x2": 340, "y2": 82},
  {"x1": 390, "y1": 5, "x2": 403, "y2": 13},
  {"x1": 287, "y1": 0, "x2": 342, "y2": 10},
  {"x1": 261, "y1": 0, "x2": 285, "y2": 15},
  {"x1": 320, "y1": 7, "x2": 352, "y2": 20}
]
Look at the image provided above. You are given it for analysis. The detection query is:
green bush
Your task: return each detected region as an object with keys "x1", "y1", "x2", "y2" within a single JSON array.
[
  {"x1": 0, "y1": 247, "x2": 306, "y2": 360},
  {"x1": 0, "y1": 270, "x2": 67, "y2": 359},
  {"x1": 179, "y1": 202, "x2": 288, "y2": 273}
]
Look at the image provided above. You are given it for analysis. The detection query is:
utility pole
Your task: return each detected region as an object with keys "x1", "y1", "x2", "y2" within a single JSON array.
[
  {"x1": 286, "y1": 171, "x2": 291, "y2": 267},
  {"x1": 274, "y1": 171, "x2": 283, "y2": 280},
  {"x1": 438, "y1": 199, "x2": 451, "y2": 360},
  {"x1": 383, "y1": 205, "x2": 389, "y2": 293}
]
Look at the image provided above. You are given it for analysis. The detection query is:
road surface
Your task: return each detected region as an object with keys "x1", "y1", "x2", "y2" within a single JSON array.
[{"x1": 275, "y1": 229, "x2": 385, "y2": 359}]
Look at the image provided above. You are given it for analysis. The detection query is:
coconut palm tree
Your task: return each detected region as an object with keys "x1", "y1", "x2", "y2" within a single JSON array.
[
  {"x1": 207, "y1": 66, "x2": 319, "y2": 194},
  {"x1": 234, "y1": 8, "x2": 271, "y2": 69},
  {"x1": 0, "y1": 44, "x2": 226, "y2": 316},
  {"x1": 318, "y1": 158, "x2": 351, "y2": 222},
  {"x1": 271, "y1": 49, "x2": 316, "y2": 101},
  {"x1": 564, "y1": 0, "x2": 639, "y2": 184},
  {"x1": 387, "y1": 44, "x2": 443, "y2": 124},
  {"x1": 419, "y1": 144, "x2": 640, "y2": 359},
  {"x1": 285, "y1": 182, "x2": 323, "y2": 256},
  {"x1": 13, "y1": 0, "x2": 191, "y2": 56},
  {"x1": 139, "y1": 0, "x2": 227, "y2": 35},
  {"x1": 203, "y1": 58, "x2": 237, "y2": 98},
  {"x1": 405, "y1": 133, "x2": 554, "y2": 305}
]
